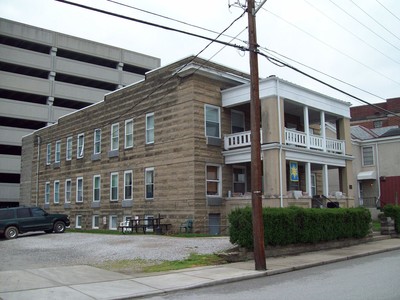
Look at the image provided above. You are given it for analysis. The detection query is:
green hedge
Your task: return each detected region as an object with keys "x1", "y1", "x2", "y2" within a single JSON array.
[
  {"x1": 228, "y1": 206, "x2": 371, "y2": 249},
  {"x1": 383, "y1": 205, "x2": 400, "y2": 233}
]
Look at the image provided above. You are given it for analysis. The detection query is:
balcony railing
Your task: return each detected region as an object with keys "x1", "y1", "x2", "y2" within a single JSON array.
[{"x1": 224, "y1": 128, "x2": 345, "y2": 154}]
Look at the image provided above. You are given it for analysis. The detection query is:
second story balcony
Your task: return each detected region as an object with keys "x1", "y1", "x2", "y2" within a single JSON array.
[{"x1": 224, "y1": 128, "x2": 345, "y2": 154}]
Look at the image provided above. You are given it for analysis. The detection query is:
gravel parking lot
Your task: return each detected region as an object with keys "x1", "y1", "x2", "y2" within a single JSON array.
[{"x1": 0, "y1": 232, "x2": 234, "y2": 271}]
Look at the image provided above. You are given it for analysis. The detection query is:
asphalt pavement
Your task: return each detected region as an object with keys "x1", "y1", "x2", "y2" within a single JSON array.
[{"x1": 1, "y1": 237, "x2": 399, "y2": 300}]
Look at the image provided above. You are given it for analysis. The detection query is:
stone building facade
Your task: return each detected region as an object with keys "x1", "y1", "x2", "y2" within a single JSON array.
[{"x1": 21, "y1": 56, "x2": 355, "y2": 234}]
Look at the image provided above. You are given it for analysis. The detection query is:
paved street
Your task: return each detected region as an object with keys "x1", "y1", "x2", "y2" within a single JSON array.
[{"x1": 147, "y1": 249, "x2": 400, "y2": 300}]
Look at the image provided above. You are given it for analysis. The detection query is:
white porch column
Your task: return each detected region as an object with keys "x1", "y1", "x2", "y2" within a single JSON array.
[
  {"x1": 320, "y1": 111, "x2": 326, "y2": 152},
  {"x1": 322, "y1": 164, "x2": 329, "y2": 196},
  {"x1": 304, "y1": 106, "x2": 310, "y2": 149},
  {"x1": 305, "y1": 162, "x2": 312, "y2": 196}
]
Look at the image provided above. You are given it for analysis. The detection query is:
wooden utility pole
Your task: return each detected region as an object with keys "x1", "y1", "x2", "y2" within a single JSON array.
[{"x1": 248, "y1": 0, "x2": 266, "y2": 271}]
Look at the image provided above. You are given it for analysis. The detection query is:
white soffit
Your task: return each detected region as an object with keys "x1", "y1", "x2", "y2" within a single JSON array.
[{"x1": 357, "y1": 171, "x2": 376, "y2": 180}]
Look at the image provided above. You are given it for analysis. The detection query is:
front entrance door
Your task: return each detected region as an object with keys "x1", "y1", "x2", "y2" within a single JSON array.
[{"x1": 208, "y1": 214, "x2": 220, "y2": 235}]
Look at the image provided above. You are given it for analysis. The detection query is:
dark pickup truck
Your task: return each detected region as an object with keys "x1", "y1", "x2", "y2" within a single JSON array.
[{"x1": 0, "y1": 206, "x2": 70, "y2": 239}]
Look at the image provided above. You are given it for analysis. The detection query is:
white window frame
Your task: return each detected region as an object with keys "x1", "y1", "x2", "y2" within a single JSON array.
[
  {"x1": 77, "y1": 133, "x2": 84, "y2": 159},
  {"x1": 145, "y1": 167, "x2": 154, "y2": 200},
  {"x1": 93, "y1": 175, "x2": 101, "y2": 202},
  {"x1": 311, "y1": 173, "x2": 317, "y2": 197},
  {"x1": 110, "y1": 172, "x2": 119, "y2": 201},
  {"x1": 145, "y1": 215, "x2": 154, "y2": 232},
  {"x1": 362, "y1": 146, "x2": 374, "y2": 166},
  {"x1": 76, "y1": 177, "x2": 83, "y2": 203},
  {"x1": 55, "y1": 141, "x2": 61, "y2": 163},
  {"x1": 109, "y1": 215, "x2": 118, "y2": 230},
  {"x1": 45, "y1": 182, "x2": 50, "y2": 204},
  {"x1": 54, "y1": 180, "x2": 60, "y2": 204},
  {"x1": 206, "y1": 164, "x2": 222, "y2": 197},
  {"x1": 94, "y1": 129, "x2": 101, "y2": 154},
  {"x1": 125, "y1": 119, "x2": 134, "y2": 149},
  {"x1": 66, "y1": 137, "x2": 72, "y2": 161},
  {"x1": 65, "y1": 179, "x2": 71, "y2": 203},
  {"x1": 111, "y1": 123, "x2": 119, "y2": 151},
  {"x1": 92, "y1": 215, "x2": 99, "y2": 229},
  {"x1": 124, "y1": 170, "x2": 133, "y2": 200},
  {"x1": 46, "y1": 143, "x2": 51, "y2": 165},
  {"x1": 204, "y1": 104, "x2": 221, "y2": 138},
  {"x1": 146, "y1": 113, "x2": 154, "y2": 144},
  {"x1": 76, "y1": 215, "x2": 82, "y2": 229},
  {"x1": 231, "y1": 110, "x2": 245, "y2": 133}
]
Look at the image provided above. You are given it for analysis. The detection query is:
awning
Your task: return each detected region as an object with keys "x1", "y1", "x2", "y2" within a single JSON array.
[{"x1": 357, "y1": 171, "x2": 376, "y2": 180}]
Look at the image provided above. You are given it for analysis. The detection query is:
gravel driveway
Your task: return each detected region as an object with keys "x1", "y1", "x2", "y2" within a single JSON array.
[{"x1": 0, "y1": 232, "x2": 234, "y2": 271}]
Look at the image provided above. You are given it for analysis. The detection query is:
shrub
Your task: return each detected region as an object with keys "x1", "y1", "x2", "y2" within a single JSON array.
[
  {"x1": 229, "y1": 206, "x2": 371, "y2": 249},
  {"x1": 383, "y1": 205, "x2": 400, "y2": 233}
]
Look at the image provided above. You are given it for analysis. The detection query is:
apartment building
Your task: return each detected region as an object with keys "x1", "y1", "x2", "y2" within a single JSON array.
[
  {"x1": 0, "y1": 18, "x2": 160, "y2": 208},
  {"x1": 20, "y1": 56, "x2": 354, "y2": 234}
]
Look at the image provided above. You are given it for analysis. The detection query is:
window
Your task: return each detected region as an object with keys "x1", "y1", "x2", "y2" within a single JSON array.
[
  {"x1": 145, "y1": 168, "x2": 154, "y2": 199},
  {"x1": 124, "y1": 170, "x2": 133, "y2": 200},
  {"x1": 66, "y1": 137, "x2": 72, "y2": 160},
  {"x1": 311, "y1": 173, "x2": 317, "y2": 197},
  {"x1": 109, "y1": 215, "x2": 118, "y2": 230},
  {"x1": 374, "y1": 120, "x2": 383, "y2": 128},
  {"x1": 45, "y1": 182, "x2": 50, "y2": 204},
  {"x1": 206, "y1": 165, "x2": 221, "y2": 196},
  {"x1": 94, "y1": 129, "x2": 101, "y2": 154},
  {"x1": 77, "y1": 133, "x2": 84, "y2": 158},
  {"x1": 93, "y1": 175, "x2": 101, "y2": 202},
  {"x1": 231, "y1": 110, "x2": 245, "y2": 133},
  {"x1": 110, "y1": 172, "x2": 119, "y2": 201},
  {"x1": 17, "y1": 208, "x2": 30, "y2": 218},
  {"x1": 145, "y1": 215, "x2": 154, "y2": 232},
  {"x1": 92, "y1": 215, "x2": 99, "y2": 229},
  {"x1": 146, "y1": 113, "x2": 154, "y2": 144},
  {"x1": 205, "y1": 105, "x2": 221, "y2": 138},
  {"x1": 46, "y1": 143, "x2": 51, "y2": 165},
  {"x1": 233, "y1": 167, "x2": 246, "y2": 195},
  {"x1": 362, "y1": 146, "x2": 374, "y2": 166},
  {"x1": 111, "y1": 123, "x2": 119, "y2": 151},
  {"x1": 65, "y1": 179, "x2": 71, "y2": 203},
  {"x1": 31, "y1": 207, "x2": 46, "y2": 217},
  {"x1": 76, "y1": 177, "x2": 83, "y2": 202},
  {"x1": 125, "y1": 119, "x2": 134, "y2": 149},
  {"x1": 55, "y1": 141, "x2": 61, "y2": 163},
  {"x1": 54, "y1": 181, "x2": 60, "y2": 204},
  {"x1": 76, "y1": 215, "x2": 82, "y2": 229}
]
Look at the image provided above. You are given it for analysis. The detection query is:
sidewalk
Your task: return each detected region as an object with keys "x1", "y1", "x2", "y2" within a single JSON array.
[{"x1": 1, "y1": 238, "x2": 399, "y2": 300}]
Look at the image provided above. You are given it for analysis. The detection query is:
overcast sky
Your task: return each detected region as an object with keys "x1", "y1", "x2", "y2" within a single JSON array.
[{"x1": 1, "y1": 0, "x2": 399, "y2": 107}]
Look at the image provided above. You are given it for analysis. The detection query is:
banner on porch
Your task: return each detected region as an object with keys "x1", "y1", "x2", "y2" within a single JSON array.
[{"x1": 290, "y1": 161, "x2": 299, "y2": 182}]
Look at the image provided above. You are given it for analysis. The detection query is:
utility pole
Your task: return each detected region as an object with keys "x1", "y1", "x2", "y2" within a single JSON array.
[{"x1": 248, "y1": 0, "x2": 266, "y2": 271}]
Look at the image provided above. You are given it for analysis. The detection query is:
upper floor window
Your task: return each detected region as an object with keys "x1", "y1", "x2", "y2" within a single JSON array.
[
  {"x1": 65, "y1": 179, "x2": 71, "y2": 203},
  {"x1": 146, "y1": 113, "x2": 154, "y2": 144},
  {"x1": 205, "y1": 105, "x2": 220, "y2": 138},
  {"x1": 54, "y1": 181, "x2": 60, "y2": 204},
  {"x1": 231, "y1": 110, "x2": 245, "y2": 133},
  {"x1": 66, "y1": 137, "x2": 72, "y2": 160},
  {"x1": 55, "y1": 141, "x2": 61, "y2": 163},
  {"x1": 145, "y1": 167, "x2": 154, "y2": 199},
  {"x1": 111, "y1": 123, "x2": 119, "y2": 151},
  {"x1": 76, "y1": 177, "x2": 83, "y2": 202},
  {"x1": 77, "y1": 134, "x2": 84, "y2": 159},
  {"x1": 110, "y1": 172, "x2": 119, "y2": 201},
  {"x1": 374, "y1": 120, "x2": 383, "y2": 128},
  {"x1": 362, "y1": 146, "x2": 374, "y2": 166},
  {"x1": 206, "y1": 165, "x2": 221, "y2": 196},
  {"x1": 46, "y1": 143, "x2": 51, "y2": 165},
  {"x1": 125, "y1": 119, "x2": 134, "y2": 149},
  {"x1": 93, "y1": 175, "x2": 101, "y2": 202},
  {"x1": 124, "y1": 170, "x2": 133, "y2": 200},
  {"x1": 94, "y1": 129, "x2": 101, "y2": 154},
  {"x1": 45, "y1": 182, "x2": 50, "y2": 204}
]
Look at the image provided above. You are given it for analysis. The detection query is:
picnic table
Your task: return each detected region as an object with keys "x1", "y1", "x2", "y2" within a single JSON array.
[{"x1": 118, "y1": 214, "x2": 171, "y2": 234}]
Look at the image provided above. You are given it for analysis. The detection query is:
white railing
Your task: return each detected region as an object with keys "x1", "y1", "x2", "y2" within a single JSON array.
[{"x1": 224, "y1": 128, "x2": 345, "y2": 154}]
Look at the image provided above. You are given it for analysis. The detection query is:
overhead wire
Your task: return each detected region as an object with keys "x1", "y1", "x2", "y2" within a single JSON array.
[{"x1": 375, "y1": 0, "x2": 400, "y2": 23}]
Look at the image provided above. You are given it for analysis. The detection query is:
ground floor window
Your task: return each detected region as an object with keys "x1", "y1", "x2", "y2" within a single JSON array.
[
  {"x1": 206, "y1": 165, "x2": 221, "y2": 196},
  {"x1": 92, "y1": 215, "x2": 99, "y2": 229},
  {"x1": 233, "y1": 166, "x2": 246, "y2": 195},
  {"x1": 76, "y1": 215, "x2": 82, "y2": 228},
  {"x1": 109, "y1": 215, "x2": 118, "y2": 230},
  {"x1": 145, "y1": 215, "x2": 154, "y2": 232}
]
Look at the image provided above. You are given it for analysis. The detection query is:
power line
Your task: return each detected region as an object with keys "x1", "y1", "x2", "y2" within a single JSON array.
[
  {"x1": 349, "y1": 0, "x2": 400, "y2": 43},
  {"x1": 375, "y1": 0, "x2": 400, "y2": 23},
  {"x1": 327, "y1": 0, "x2": 400, "y2": 53},
  {"x1": 262, "y1": 7, "x2": 400, "y2": 87}
]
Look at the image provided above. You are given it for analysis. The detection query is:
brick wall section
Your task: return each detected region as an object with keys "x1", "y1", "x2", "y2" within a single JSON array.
[{"x1": 21, "y1": 57, "x2": 249, "y2": 232}]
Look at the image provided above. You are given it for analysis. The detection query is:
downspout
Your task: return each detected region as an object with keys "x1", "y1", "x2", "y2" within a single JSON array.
[
  {"x1": 375, "y1": 143, "x2": 381, "y2": 207},
  {"x1": 277, "y1": 78, "x2": 283, "y2": 207},
  {"x1": 35, "y1": 135, "x2": 41, "y2": 207}
]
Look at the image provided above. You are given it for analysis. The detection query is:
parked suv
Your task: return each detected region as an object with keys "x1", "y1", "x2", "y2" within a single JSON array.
[{"x1": 0, "y1": 206, "x2": 70, "y2": 239}]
